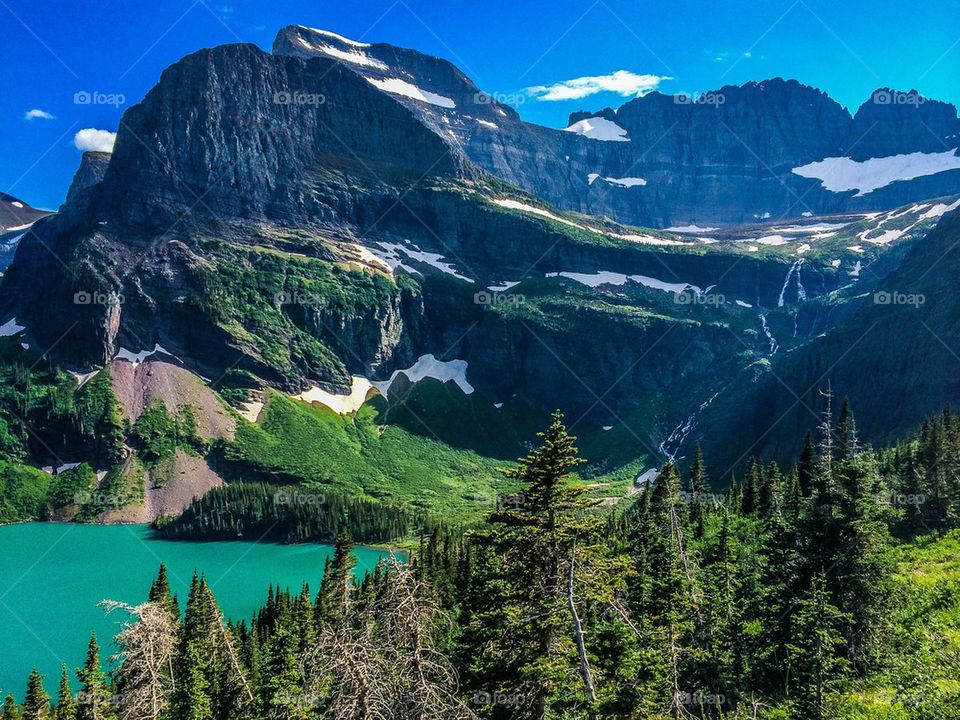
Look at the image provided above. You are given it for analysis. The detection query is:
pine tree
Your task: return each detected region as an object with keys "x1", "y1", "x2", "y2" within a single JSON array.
[
  {"x1": 173, "y1": 643, "x2": 213, "y2": 720},
  {"x1": 23, "y1": 670, "x2": 50, "y2": 720},
  {"x1": 75, "y1": 634, "x2": 114, "y2": 720},
  {"x1": 3, "y1": 694, "x2": 19, "y2": 720},
  {"x1": 741, "y1": 458, "x2": 762, "y2": 514},
  {"x1": 647, "y1": 464, "x2": 699, "y2": 718},
  {"x1": 835, "y1": 399, "x2": 859, "y2": 463},
  {"x1": 798, "y1": 431, "x2": 816, "y2": 497},
  {"x1": 256, "y1": 626, "x2": 308, "y2": 720},
  {"x1": 148, "y1": 563, "x2": 180, "y2": 618},
  {"x1": 54, "y1": 667, "x2": 75, "y2": 720},
  {"x1": 316, "y1": 534, "x2": 356, "y2": 623},
  {"x1": 787, "y1": 572, "x2": 849, "y2": 719},
  {"x1": 464, "y1": 411, "x2": 628, "y2": 719},
  {"x1": 292, "y1": 584, "x2": 315, "y2": 657},
  {"x1": 687, "y1": 446, "x2": 710, "y2": 537},
  {"x1": 757, "y1": 461, "x2": 782, "y2": 519}
]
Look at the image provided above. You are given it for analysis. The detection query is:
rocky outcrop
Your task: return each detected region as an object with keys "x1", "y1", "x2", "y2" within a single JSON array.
[
  {"x1": 62, "y1": 151, "x2": 111, "y2": 218},
  {"x1": 849, "y1": 89, "x2": 960, "y2": 159},
  {"x1": 0, "y1": 192, "x2": 50, "y2": 232}
]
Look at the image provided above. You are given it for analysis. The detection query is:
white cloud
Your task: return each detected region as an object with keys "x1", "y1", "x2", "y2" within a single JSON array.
[
  {"x1": 24, "y1": 109, "x2": 55, "y2": 120},
  {"x1": 74, "y1": 128, "x2": 117, "y2": 153},
  {"x1": 526, "y1": 70, "x2": 672, "y2": 101}
]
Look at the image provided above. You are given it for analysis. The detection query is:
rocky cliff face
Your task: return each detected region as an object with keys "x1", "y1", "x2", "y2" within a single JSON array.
[
  {"x1": 61, "y1": 151, "x2": 110, "y2": 216},
  {"x1": 0, "y1": 42, "x2": 472, "y2": 383}
]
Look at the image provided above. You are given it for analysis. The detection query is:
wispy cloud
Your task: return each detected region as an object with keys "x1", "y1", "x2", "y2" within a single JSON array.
[
  {"x1": 710, "y1": 50, "x2": 754, "y2": 63},
  {"x1": 74, "y1": 128, "x2": 116, "y2": 153},
  {"x1": 526, "y1": 70, "x2": 672, "y2": 102},
  {"x1": 24, "y1": 108, "x2": 55, "y2": 120}
]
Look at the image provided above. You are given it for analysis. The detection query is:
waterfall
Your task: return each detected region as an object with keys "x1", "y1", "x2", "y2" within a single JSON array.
[
  {"x1": 658, "y1": 391, "x2": 721, "y2": 460},
  {"x1": 759, "y1": 312, "x2": 778, "y2": 354},
  {"x1": 777, "y1": 259, "x2": 805, "y2": 308}
]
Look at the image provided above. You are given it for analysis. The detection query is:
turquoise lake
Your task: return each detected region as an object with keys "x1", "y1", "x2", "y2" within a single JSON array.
[{"x1": 0, "y1": 523, "x2": 393, "y2": 698}]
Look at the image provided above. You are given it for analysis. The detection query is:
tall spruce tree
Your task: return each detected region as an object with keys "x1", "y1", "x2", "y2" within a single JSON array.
[
  {"x1": 464, "y1": 412, "x2": 630, "y2": 719},
  {"x1": 75, "y1": 634, "x2": 114, "y2": 720},
  {"x1": 23, "y1": 670, "x2": 50, "y2": 720},
  {"x1": 687, "y1": 446, "x2": 710, "y2": 537},
  {"x1": 54, "y1": 667, "x2": 75, "y2": 720},
  {"x1": 2, "y1": 694, "x2": 19, "y2": 720}
]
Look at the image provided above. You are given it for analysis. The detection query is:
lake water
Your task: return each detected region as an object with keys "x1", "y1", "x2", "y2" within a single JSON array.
[{"x1": 0, "y1": 523, "x2": 393, "y2": 698}]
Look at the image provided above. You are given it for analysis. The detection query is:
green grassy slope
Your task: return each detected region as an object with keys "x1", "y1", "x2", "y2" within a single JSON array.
[
  {"x1": 832, "y1": 530, "x2": 960, "y2": 718},
  {"x1": 223, "y1": 383, "x2": 643, "y2": 523}
]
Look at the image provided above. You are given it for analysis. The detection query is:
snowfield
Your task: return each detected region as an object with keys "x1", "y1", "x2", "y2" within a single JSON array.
[
  {"x1": 114, "y1": 344, "x2": 181, "y2": 368},
  {"x1": 371, "y1": 241, "x2": 473, "y2": 282},
  {"x1": 365, "y1": 77, "x2": 456, "y2": 108},
  {"x1": 587, "y1": 173, "x2": 647, "y2": 187},
  {"x1": 792, "y1": 149, "x2": 960, "y2": 196},
  {"x1": 296, "y1": 36, "x2": 387, "y2": 69},
  {"x1": 0, "y1": 318, "x2": 26, "y2": 336},
  {"x1": 374, "y1": 354, "x2": 474, "y2": 395},
  {"x1": 295, "y1": 377, "x2": 374, "y2": 415},
  {"x1": 492, "y1": 199, "x2": 589, "y2": 230},
  {"x1": 563, "y1": 117, "x2": 629, "y2": 142},
  {"x1": 547, "y1": 271, "x2": 703, "y2": 295}
]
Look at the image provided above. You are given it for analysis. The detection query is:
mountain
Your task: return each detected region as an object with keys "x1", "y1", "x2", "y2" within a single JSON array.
[
  {"x1": 0, "y1": 193, "x2": 52, "y2": 270},
  {"x1": 0, "y1": 26, "x2": 958, "y2": 513},
  {"x1": 274, "y1": 26, "x2": 960, "y2": 227}
]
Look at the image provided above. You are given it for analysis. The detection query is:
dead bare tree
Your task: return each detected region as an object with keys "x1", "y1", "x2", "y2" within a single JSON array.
[
  {"x1": 100, "y1": 600, "x2": 178, "y2": 720},
  {"x1": 376, "y1": 555, "x2": 475, "y2": 720},
  {"x1": 567, "y1": 542, "x2": 597, "y2": 704},
  {"x1": 306, "y1": 554, "x2": 476, "y2": 720}
]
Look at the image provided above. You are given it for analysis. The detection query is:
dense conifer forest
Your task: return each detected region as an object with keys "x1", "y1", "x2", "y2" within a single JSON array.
[{"x1": 4, "y1": 399, "x2": 960, "y2": 719}]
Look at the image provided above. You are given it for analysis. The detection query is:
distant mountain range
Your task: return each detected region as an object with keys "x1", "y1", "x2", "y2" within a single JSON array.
[
  {"x1": 277, "y1": 25, "x2": 960, "y2": 227},
  {"x1": 1, "y1": 25, "x2": 958, "y2": 492}
]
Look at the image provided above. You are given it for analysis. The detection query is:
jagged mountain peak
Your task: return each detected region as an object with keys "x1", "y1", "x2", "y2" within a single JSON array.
[
  {"x1": 272, "y1": 25, "x2": 521, "y2": 130},
  {"x1": 90, "y1": 41, "x2": 473, "y2": 230}
]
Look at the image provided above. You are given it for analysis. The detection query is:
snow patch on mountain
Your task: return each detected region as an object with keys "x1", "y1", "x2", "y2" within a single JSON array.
[
  {"x1": 492, "y1": 199, "x2": 588, "y2": 230},
  {"x1": 295, "y1": 376, "x2": 374, "y2": 414},
  {"x1": 365, "y1": 77, "x2": 456, "y2": 108},
  {"x1": 611, "y1": 233, "x2": 690, "y2": 246},
  {"x1": 114, "y1": 344, "x2": 181, "y2": 368},
  {"x1": 666, "y1": 224, "x2": 719, "y2": 233},
  {"x1": 547, "y1": 271, "x2": 702, "y2": 295},
  {"x1": 373, "y1": 242, "x2": 473, "y2": 282},
  {"x1": 757, "y1": 235, "x2": 788, "y2": 246},
  {"x1": 792, "y1": 149, "x2": 960, "y2": 197},
  {"x1": 295, "y1": 36, "x2": 386, "y2": 68},
  {"x1": 563, "y1": 117, "x2": 629, "y2": 142},
  {"x1": 301, "y1": 27, "x2": 371, "y2": 47},
  {"x1": 239, "y1": 400, "x2": 264, "y2": 423},
  {"x1": 70, "y1": 370, "x2": 100, "y2": 388},
  {"x1": 587, "y1": 173, "x2": 647, "y2": 187},
  {"x1": 374, "y1": 354, "x2": 473, "y2": 395},
  {"x1": 919, "y1": 197, "x2": 960, "y2": 220},
  {"x1": 0, "y1": 318, "x2": 26, "y2": 336}
]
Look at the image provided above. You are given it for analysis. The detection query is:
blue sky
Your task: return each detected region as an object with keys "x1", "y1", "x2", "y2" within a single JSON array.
[{"x1": 2, "y1": 0, "x2": 958, "y2": 210}]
